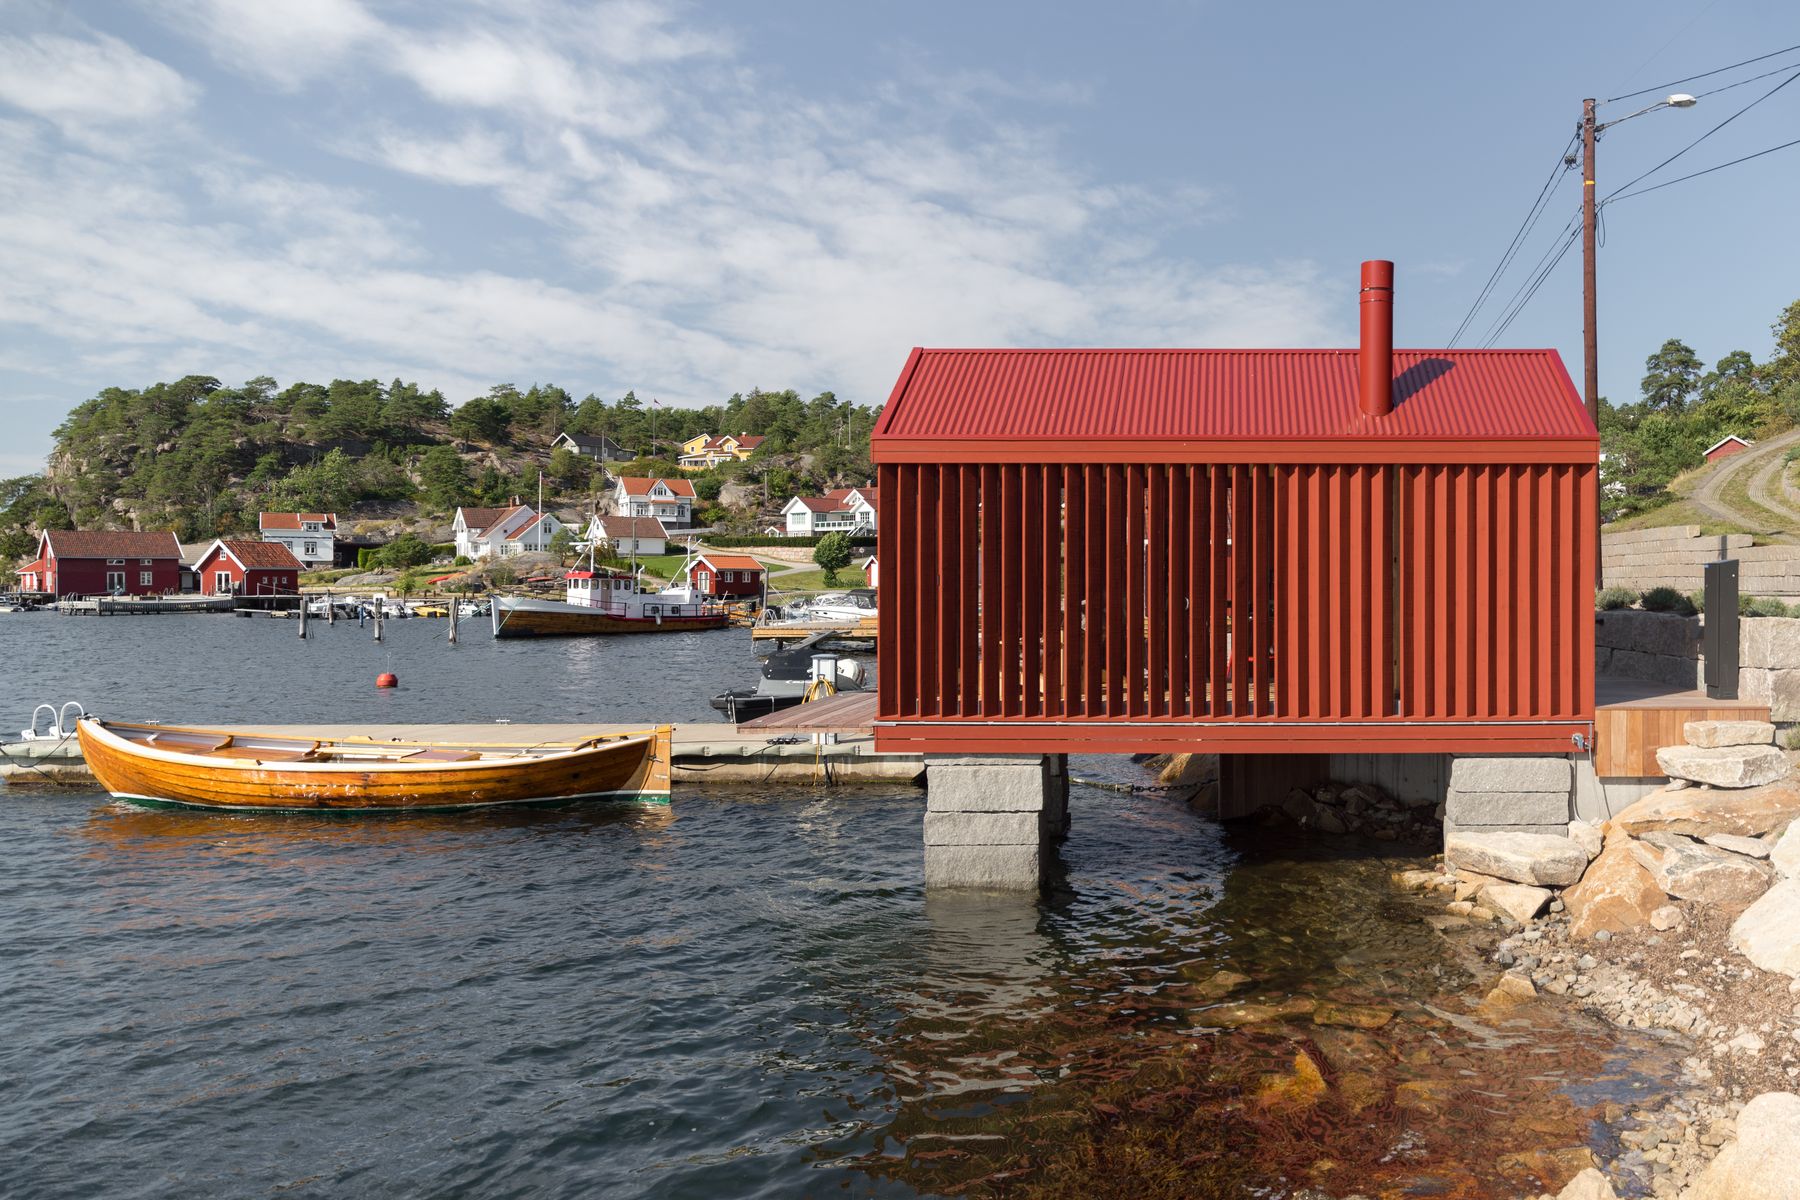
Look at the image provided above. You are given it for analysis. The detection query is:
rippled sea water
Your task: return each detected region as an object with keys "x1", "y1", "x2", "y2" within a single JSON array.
[{"x1": 1, "y1": 614, "x2": 1681, "y2": 1197}]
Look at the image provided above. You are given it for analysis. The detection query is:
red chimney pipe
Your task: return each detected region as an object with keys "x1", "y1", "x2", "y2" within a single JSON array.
[{"x1": 1358, "y1": 259, "x2": 1394, "y2": 417}]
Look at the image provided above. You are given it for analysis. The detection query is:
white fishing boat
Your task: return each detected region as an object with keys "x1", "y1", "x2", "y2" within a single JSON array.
[{"x1": 491, "y1": 547, "x2": 728, "y2": 638}]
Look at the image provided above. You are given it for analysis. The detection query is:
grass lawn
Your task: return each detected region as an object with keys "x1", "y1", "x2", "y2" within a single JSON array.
[
  {"x1": 626, "y1": 553, "x2": 697, "y2": 581},
  {"x1": 765, "y1": 568, "x2": 862, "y2": 593},
  {"x1": 1604, "y1": 498, "x2": 1756, "y2": 538}
]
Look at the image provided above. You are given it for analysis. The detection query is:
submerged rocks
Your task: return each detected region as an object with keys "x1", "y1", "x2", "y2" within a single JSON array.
[
  {"x1": 1730, "y1": 880, "x2": 1800, "y2": 977},
  {"x1": 1684, "y1": 1091, "x2": 1800, "y2": 1199},
  {"x1": 1312, "y1": 1002, "x2": 1394, "y2": 1029},
  {"x1": 1654, "y1": 744, "x2": 1789, "y2": 789},
  {"x1": 1611, "y1": 779, "x2": 1800, "y2": 840},
  {"x1": 1553, "y1": 1166, "x2": 1618, "y2": 1199},
  {"x1": 1563, "y1": 834, "x2": 1664, "y2": 938},
  {"x1": 1446, "y1": 832, "x2": 1589, "y2": 887},
  {"x1": 1629, "y1": 834, "x2": 1773, "y2": 904}
]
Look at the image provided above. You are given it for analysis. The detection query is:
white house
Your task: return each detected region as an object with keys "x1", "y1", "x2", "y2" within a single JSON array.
[
  {"x1": 584, "y1": 514, "x2": 668, "y2": 557},
  {"x1": 614, "y1": 477, "x2": 696, "y2": 528},
  {"x1": 452, "y1": 504, "x2": 564, "y2": 559},
  {"x1": 782, "y1": 486, "x2": 879, "y2": 536},
  {"x1": 258, "y1": 512, "x2": 338, "y2": 568}
]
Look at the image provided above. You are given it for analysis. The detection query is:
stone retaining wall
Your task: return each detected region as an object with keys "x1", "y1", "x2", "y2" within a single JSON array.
[
  {"x1": 1603, "y1": 525, "x2": 1767, "y2": 593},
  {"x1": 1596, "y1": 609, "x2": 1704, "y2": 688}
]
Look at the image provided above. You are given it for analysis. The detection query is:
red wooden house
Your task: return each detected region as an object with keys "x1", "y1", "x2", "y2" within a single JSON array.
[
  {"x1": 870, "y1": 260, "x2": 1599, "y2": 755},
  {"x1": 688, "y1": 553, "x2": 767, "y2": 600},
  {"x1": 195, "y1": 539, "x2": 303, "y2": 596},
  {"x1": 15, "y1": 530, "x2": 182, "y2": 597},
  {"x1": 1703, "y1": 434, "x2": 1752, "y2": 462}
]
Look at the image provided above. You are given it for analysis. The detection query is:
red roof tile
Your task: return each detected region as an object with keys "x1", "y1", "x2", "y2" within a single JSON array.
[
  {"x1": 873, "y1": 348, "x2": 1594, "y2": 452},
  {"x1": 697, "y1": 554, "x2": 765, "y2": 572},
  {"x1": 457, "y1": 506, "x2": 509, "y2": 533},
  {"x1": 259, "y1": 512, "x2": 337, "y2": 531},
  {"x1": 618, "y1": 477, "x2": 696, "y2": 498},
  {"x1": 214, "y1": 539, "x2": 304, "y2": 570},
  {"x1": 44, "y1": 530, "x2": 182, "y2": 559},
  {"x1": 596, "y1": 516, "x2": 667, "y2": 539}
]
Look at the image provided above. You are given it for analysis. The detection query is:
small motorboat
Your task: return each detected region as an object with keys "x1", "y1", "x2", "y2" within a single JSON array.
[
  {"x1": 711, "y1": 635, "x2": 867, "y2": 722},
  {"x1": 764, "y1": 589, "x2": 878, "y2": 625},
  {"x1": 76, "y1": 717, "x2": 671, "y2": 811}
]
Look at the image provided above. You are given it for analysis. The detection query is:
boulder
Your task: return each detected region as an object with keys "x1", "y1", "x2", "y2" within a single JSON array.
[
  {"x1": 1685, "y1": 719, "x2": 1777, "y2": 748},
  {"x1": 1650, "y1": 904, "x2": 1684, "y2": 931},
  {"x1": 1568, "y1": 820, "x2": 1604, "y2": 860},
  {"x1": 1445, "y1": 832, "x2": 1589, "y2": 886},
  {"x1": 1612, "y1": 779, "x2": 1800, "y2": 839},
  {"x1": 1656, "y1": 744, "x2": 1789, "y2": 788},
  {"x1": 1773, "y1": 824, "x2": 1800, "y2": 879},
  {"x1": 1742, "y1": 618, "x2": 1800, "y2": 669},
  {"x1": 1445, "y1": 790, "x2": 1571, "y2": 826},
  {"x1": 1563, "y1": 833, "x2": 1663, "y2": 937},
  {"x1": 1554, "y1": 1166, "x2": 1617, "y2": 1199},
  {"x1": 1707, "y1": 832, "x2": 1774, "y2": 858},
  {"x1": 1731, "y1": 880, "x2": 1800, "y2": 977},
  {"x1": 1684, "y1": 1091, "x2": 1800, "y2": 1200},
  {"x1": 1449, "y1": 756, "x2": 1571, "y2": 793},
  {"x1": 1629, "y1": 835, "x2": 1773, "y2": 904},
  {"x1": 1482, "y1": 882, "x2": 1552, "y2": 924}
]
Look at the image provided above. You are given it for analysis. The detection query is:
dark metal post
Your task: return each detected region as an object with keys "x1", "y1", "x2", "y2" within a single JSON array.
[
  {"x1": 1703, "y1": 559, "x2": 1739, "y2": 700},
  {"x1": 1582, "y1": 97, "x2": 1604, "y2": 591}
]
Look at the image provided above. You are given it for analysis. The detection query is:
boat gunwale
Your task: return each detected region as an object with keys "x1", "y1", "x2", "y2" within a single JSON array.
[{"x1": 81, "y1": 718, "x2": 659, "y2": 775}]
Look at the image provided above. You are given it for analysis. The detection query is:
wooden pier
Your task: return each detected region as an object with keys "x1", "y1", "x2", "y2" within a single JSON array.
[
  {"x1": 751, "y1": 616, "x2": 879, "y2": 642},
  {"x1": 57, "y1": 596, "x2": 235, "y2": 616}
]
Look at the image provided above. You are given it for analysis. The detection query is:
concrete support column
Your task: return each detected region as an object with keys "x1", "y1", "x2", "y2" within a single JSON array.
[{"x1": 923, "y1": 753, "x2": 1067, "y2": 890}]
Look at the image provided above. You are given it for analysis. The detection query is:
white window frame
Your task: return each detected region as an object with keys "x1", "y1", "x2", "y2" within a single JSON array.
[
  {"x1": 215, "y1": 570, "x2": 232, "y2": 592},
  {"x1": 107, "y1": 557, "x2": 125, "y2": 565},
  {"x1": 106, "y1": 570, "x2": 125, "y2": 592},
  {"x1": 139, "y1": 570, "x2": 153, "y2": 587}
]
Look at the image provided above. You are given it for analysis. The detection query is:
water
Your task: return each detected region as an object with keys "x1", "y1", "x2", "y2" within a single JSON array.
[{"x1": 0, "y1": 614, "x2": 1679, "y2": 1197}]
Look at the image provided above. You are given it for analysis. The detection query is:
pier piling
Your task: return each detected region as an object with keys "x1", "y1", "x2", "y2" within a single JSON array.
[
  {"x1": 448, "y1": 597, "x2": 459, "y2": 644},
  {"x1": 373, "y1": 600, "x2": 384, "y2": 643},
  {"x1": 298, "y1": 596, "x2": 307, "y2": 638}
]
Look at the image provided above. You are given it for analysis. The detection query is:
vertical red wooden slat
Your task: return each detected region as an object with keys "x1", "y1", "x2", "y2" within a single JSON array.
[
  {"x1": 1303, "y1": 466, "x2": 1323, "y2": 719},
  {"x1": 1495, "y1": 466, "x2": 1515, "y2": 718},
  {"x1": 1279, "y1": 465, "x2": 1299, "y2": 718},
  {"x1": 1063, "y1": 465, "x2": 1084, "y2": 717},
  {"x1": 1124, "y1": 464, "x2": 1147, "y2": 717},
  {"x1": 1228, "y1": 465, "x2": 1248, "y2": 716},
  {"x1": 1473, "y1": 466, "x2": 1491, "y2": 718},
  {"x1": 1107, "y1": 466, "x2": 1129, "y2": 717},
  {"x1": 1041, "y1": 465, "x2": 1062, "y2": 719},
  {"x1": 1346, "y1": 466, "x2": 1366, "y2": 719},
  {"x1": 877, "y1": 462, "x2": 898, "y2": 720},
  {"x1": 1538, "y1": 464, "x2": 1558, "y2": 720},
  {"x1": 1429, "y1": 466, "x2": 1448, "y2": 720},
  {"x1": 1372, "y1": 465, "x2": 1393, "y2": 718},
  {"x1": 959, "y1": 465, "x2": 979, "y2": 717},
  {"x1": 1330, "y1": 466, "x2": 1348, "y2": 717},
  {"x1": 894, "y1": 463, "x2": 918, "y2": 717},
  {"x1": 1412, "y1": 466, "x2": 1431, "y2": 719},
  {"x1": 1021, "y1": 465, "x2": 1042, "y2": 719},
  {"x1": 1146, "y1": 464, "x2": 1168, "y2": 717},
  {"x1": 1190, "y1": 466, "x2": 1209, "y2": 716},
  {"x1": 1210, "y1": 468, "x2": 1229, "y2": 716},
  {"x1": 1458, "y1": 466, "x2": 1476, "y2": 719},
  {"x1": 999, "y1": 465, "x2": 1021, "y2": 717},
  {"x1": 1085, "y1": 465, "x2": 1106, "y2": 715},
  {"x1": 1248, "y1": 467, "x2": 1267, "y2": 716},
  {"x1": 1576, "y1": 464, "x2": 1598, "y2": 719},
  {"x1": 979, "y1": 464, "x2": 1001, "y2": 717},
  {"x1": 1168, "y1": 465, "x2": 1190, "y2": 717},
  {"x1": 936, "y1": 465, "x2": 960, "y2": 718},
  {"x1": 916, "y1": 465, "x2": 939, "y2": 717}
]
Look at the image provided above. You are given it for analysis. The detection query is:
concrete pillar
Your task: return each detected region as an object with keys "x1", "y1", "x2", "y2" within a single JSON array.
[{"x1": 923, "y1": 753, "x2": 1067, "y2": 890}]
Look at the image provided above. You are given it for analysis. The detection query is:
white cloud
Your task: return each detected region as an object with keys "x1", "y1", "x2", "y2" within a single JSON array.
[
  {"x1": 153, "y1": 0, "x2": 382, "y2": 89},
  {"x1": 0, "y1": 32, "x2": 196, "y2": 132}
]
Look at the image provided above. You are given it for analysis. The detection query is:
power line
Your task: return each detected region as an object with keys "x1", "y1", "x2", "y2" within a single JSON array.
[
  {"x1": 1695, "y1": 58, "x2": 1800, "y2": 98},
  {"x1": 1606, "y1": 135, "x2": 1800, "y2": 204},
  {"x1": 1475, "y1": 211, "x2": 1580, "y2": 348},
  {"x1": 1603, "y1": 66, "x2": 1800, "y2": 200},
  {"x1": 1607, "y1": 42, "x2": 1800, "y2": 103},
  {"x1": 1481, "y1": 227, "x2": 1581, "y2": 349},
  {"x1": 1447, "y1": 132, "x2": 1579, "y2": 348}
]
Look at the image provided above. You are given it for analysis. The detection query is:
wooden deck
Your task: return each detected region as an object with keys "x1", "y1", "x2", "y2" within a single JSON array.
[
  {"x1": 736, "y1": 691, "x2": 877, "y2": 732},
  {"x1": 1593, "y1": 676, "x2": 1770, "y2": 777}
]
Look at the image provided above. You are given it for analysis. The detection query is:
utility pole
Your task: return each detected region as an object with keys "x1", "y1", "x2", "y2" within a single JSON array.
[{"x1": 1581, "y1": 97, "x2": 1599, "y2": 428}]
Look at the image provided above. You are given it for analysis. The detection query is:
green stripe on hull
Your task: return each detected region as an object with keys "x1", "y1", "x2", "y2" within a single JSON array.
[{"x1": 110, "y1": 790, "x2": 672, "y2": 814}]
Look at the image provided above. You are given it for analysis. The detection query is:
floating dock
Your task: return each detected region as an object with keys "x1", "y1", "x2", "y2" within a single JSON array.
[
  {"x1": 750, "y1": 617, "x2": 879, "y2": 642},
  {"x1": 57, "y1": 596, "x2": 236, "y2": 616},
  {"x1": 0, "y1": 692, "x2": 918, "y2": 790}
]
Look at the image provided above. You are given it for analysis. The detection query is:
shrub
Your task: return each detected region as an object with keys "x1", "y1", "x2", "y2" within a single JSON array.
[
  {"x1": 1640, "y1": 586, "x2": 1697, "y2": 616},
  {"x1": 1687, "y1": 589, "x2": 1705, "y2": 614},
  {"x1": 1741, "y1": 595, "x2": 1794, "y2": 618},
  {"x1": 813, "y1": 532, "x2": 853, "y2": 586},
  {"x1": 453, "y1": 555, "x2": 472, "y2": 567},
  {"x1": 1596, "y1": 586, "x2": 1637, "y2": 611}
]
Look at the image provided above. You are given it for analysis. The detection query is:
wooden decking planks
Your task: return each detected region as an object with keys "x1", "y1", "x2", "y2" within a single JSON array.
[{"x1": 1593, "y1": 676, "x2": 1771, "y2": 778}]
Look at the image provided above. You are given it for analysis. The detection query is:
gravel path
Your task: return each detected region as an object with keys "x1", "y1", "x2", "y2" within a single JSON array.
[{"x1": 1687, "y1": 427, "x2": 1800, "y2": 537}]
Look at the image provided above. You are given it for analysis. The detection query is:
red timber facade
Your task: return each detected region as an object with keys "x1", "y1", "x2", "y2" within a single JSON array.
[
  {"x1": 17, "y1": 530, "x2": 183, "y2": 597},
  {"x1": 195, "y1": 539, "x2": 303, "y2": 596},
  {"x1": 870, "y1": 263, "x2": 1599, "y2": 756},
  {"x1": 689, "y1": 554, "x2": 767, "y2": 600}
]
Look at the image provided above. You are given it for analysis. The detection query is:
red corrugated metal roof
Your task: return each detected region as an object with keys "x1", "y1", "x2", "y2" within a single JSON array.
[{"x1": 873, "y1": 348, "x2": 1593, "y2": 444}]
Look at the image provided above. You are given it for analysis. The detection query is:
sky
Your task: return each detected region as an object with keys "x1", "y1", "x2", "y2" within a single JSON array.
[{"x1": 1, "y1": 0, "x2": 1797, "y2": 476}]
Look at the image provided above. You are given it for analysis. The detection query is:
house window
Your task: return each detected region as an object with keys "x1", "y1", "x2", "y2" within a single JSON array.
[
  {"x1": 139, "y1": 571, "x2": 153, "y2": 587},
  {"x1": 215, "y1": 571, "x2": 232, "y2": 592},
  {"x1": 106, "y1": 571, "x2": 125, "y2": 592},
  {"x1": 140, "y1": 558, "x2": 153, "y2": 565},
  {"x1": 303, "y1": 541, "x2": 317, "y2": 556},
  {"x1": 108, "y1": 558, "x2": 124, "y2": 565}
]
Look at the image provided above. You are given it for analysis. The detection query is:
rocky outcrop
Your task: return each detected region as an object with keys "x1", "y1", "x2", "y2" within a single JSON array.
[
  {"x1": 1446, "y1": 831, "x2": 1589, "y2": 886},
  {"x1": 1730, "y1": 880, "x2": 1800, "y2": 977},
  {"x1": 1684, "y1": 1091, "x2": 1800, "y2": 1199},
  {"x1": 1611, "y1": 780, "x2": 1800, "y2": 839},
  {"x1": 1629, "y1": 834, "x2": 1773, "y2": 904},
  {"x1": 1654, "y1": 744, "x2": 1789, "y2": 789},
  {"x1": 1563, "y1": 833, "x2": 1664, "y2": 938}
]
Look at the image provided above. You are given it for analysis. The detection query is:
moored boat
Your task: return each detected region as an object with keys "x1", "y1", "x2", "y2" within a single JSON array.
[
  {"x1": 76, "y1": 717, "x2": 671, "y2": 811},
  {"x1": 491, "y1": 563, "x2": 729, "y2": 638}
]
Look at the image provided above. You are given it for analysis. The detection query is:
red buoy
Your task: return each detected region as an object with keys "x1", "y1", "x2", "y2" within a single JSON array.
[{"x1": 376, "y1": 672, "x2": 398, "y2": 689}]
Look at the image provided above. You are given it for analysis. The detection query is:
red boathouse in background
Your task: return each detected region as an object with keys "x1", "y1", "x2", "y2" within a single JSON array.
[
  {"x1": 870, "y1": 261, "x2": 1600, "y2": 756},
  {"x1": 15, "y1": 530, "x2": 183, "y2": 597}
]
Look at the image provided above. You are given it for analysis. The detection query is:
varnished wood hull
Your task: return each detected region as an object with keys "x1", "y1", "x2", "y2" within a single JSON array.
[
  {"x1": 77, "y1": 719, "x2": 672, "y2": 812},
  {"x1": 491, "y1": 598, "x2": 729, "y2": 638}
]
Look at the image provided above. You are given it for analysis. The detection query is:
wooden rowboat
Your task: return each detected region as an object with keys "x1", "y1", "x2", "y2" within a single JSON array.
[{"x1": 76, "y1": 717, "x2": 671, "y2": 812}]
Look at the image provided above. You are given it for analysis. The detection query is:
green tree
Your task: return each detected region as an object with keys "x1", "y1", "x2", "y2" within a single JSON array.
[
  {"x1": 378, "y1": 532, "x2": 435, "y2": 568},
  {"x1": 548, "y1": 526, "x2": 579, "y2": 563},
  {"x1": 548, "y1": 446, "x2": 590, "y2": 489},
  {"x1": 1640, "y1": 338, "x2": 1703, "y2": 415},
  {"x1": 449, "y1": 392, "x2": 513, "y2": 444},
  {"x1": 418, "y1": 445, "x2": 471, "y2": 509},
  {"x1": 814, "y1": 532, "x2": 852, "y2": 586}
]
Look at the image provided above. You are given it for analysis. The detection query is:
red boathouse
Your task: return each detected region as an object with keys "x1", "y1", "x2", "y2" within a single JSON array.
[
  {"x1": 195, "y1": 539, "x2": 304, "y2": 597},
  {"x1": 870, "y1": 261, "x2": 1599, "y2": 756},
  {"x1": 689, "y1": 553, "x2": 768, "y2": 600},
  {"x1": 16, "y1": 530, "x2": 183, "y2": 597}
]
